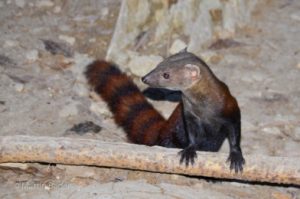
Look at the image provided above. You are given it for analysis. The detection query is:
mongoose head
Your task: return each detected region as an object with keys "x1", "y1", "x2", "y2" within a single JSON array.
[{"x1": 142, "y1": 49, "x2": 213, "y2": 91}]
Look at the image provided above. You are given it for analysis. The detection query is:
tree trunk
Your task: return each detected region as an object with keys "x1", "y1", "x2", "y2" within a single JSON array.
[{"x1": 0, "y1": 135, "x2": 299, "y2": 185}]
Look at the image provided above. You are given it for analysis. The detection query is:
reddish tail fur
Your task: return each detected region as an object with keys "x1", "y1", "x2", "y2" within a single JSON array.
[{"x1": 85, "y1": 60, "x2": 167, "y2": 145}]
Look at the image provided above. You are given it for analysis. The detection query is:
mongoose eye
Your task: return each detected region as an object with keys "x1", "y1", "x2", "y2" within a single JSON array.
[{"x1": 163, "y1": 73, "x2": 170, "y2": 79}]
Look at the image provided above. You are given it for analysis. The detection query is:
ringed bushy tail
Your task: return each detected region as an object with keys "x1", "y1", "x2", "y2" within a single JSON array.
[{"x1": 85, "y1": 60, "x2": 166, "y2": 145}]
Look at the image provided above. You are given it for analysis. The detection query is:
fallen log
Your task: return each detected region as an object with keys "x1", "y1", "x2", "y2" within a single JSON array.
[{"x1": 0, "y1": 135, "x2": 299, "y2": 185}]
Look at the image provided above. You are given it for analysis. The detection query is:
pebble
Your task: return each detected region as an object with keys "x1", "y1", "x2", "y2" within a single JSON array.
[
  {"x1": 15, "y1": 0, "x2": 25, "y2": 8},
  {"x1": 59, "y1": 35, "x2": 76, "y2": 46},
  {"x1": 169, "y1": 39, "x2": 187, "y2": 55},
  {"x1": 14, "y1": 83, "x2": 24, "y2": 92},
  {"x1": 53, "y1": 6, "x2": 61, "y2": 13},
  {"x1": 262, "y1": 127, "x2": 281, "y2": 135},
  {"x1": 4, "y1": 40, "x2": 19, "y2": 48},
  {"x1": 25, "y1": 50, "x2": 38, "y2": 61},
  {"x1": 101, "y1": 7, "x2": 109, "y2": 18},
  {"x1": 44, "y1": 185, "x2": 50, "y2": 191},
  {"x1": 89, "y1": 101, "x2": 110, "y2": 116},
  {"x1": 89, "y1": 38, "x2": 96, "y2": 43},
  {"x1": 290, "y1": 13, "x2": 300, "y2": 21},
  {"x1": 297, "y1": 62, "x2": 300, "y2": 69},
  {"x1": 209, "y1": 54, "x2": 223, "y2": 64}
]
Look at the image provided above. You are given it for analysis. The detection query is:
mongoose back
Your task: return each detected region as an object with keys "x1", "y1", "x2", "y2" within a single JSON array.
[{"x1": 85, "y1": 50, "x2": 245, "y2": 173}]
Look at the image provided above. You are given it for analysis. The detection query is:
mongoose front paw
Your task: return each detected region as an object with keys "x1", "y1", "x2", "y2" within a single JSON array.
[
  {"x1": 227, "y1": 151, "x2": 245, "y2": 173},
  {"x1": 178, "y1": 145, "x2": 197, "y2": 167}
]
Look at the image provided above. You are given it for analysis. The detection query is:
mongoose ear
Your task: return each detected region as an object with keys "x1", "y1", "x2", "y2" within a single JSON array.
[
  {"x1": 184, "y1": 64, "x2": 200, "y2": 80},
  {"x1": 179, "y1": 47, "x2": 188, "y2": 53}
]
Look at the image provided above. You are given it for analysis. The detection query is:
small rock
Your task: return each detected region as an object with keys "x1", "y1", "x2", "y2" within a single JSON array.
[
  {"x1": 101, "y1": 7, "x2": 109, "y2": 18},
  {"x1": 169, "y1": 39, "x2": 187, "y2": 55},
  {"x1": 42, "y1": 39, "x2": 74, "y2": 57},
  {"x1": 59, "y1": 35, "x2": 76, "y2": 46},
  {"x1": 15, "y1": 0, "x2": 25, "y2": 8},
  {"x1": 4, "y1": 40, "x2": 19, "y2": 47},
  {"x1": 14, "y1": 82, "x2": 24, "y2": 92},
  {"x1": 70, "y1": 177, "x2": 92, "y2": 186},
  {"x1": 89, "y1": 101, "x2": 110, "y2": 116},
  {"x1": 209, "y1": 54, "x2": 223, "y2": 64},
  {"x1": 36, "y1": 0, "x2": 54, "y2": 8},
  {"x1": 68, "y1": 121, "x2": 102, "y2": 135},
  {"x1": 89, "y1": 38, "x2": 96, "y2": 43},
  {"x1": 53, "y1": 6, "x2": 61, "y2": 13},
  {"x1": 59, "y1": 102, "x2": 79, "y2": 117},
  {"x1": 127, "y1": 53, "x2": 163, "y2": 76},
  {"x1": 290, "y1": 13, "x2": 300, "y2": 21},
  {"x1": 297, "y1": 63, "x2": 300, "y2": 69},
  {"x1": 44, "y1": 185, "x2": 50, "y2": 191},
  {"x1": 25, "y1": 50, "x2": 38, "y2": 61},
  {"x1": 262, "y1": 127, "x2": 281, "y2": 135}
]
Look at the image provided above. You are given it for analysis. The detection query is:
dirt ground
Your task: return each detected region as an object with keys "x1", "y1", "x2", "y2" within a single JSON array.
[{"x1": 0, "y1": 0, "x2": 299, "y2": 198}]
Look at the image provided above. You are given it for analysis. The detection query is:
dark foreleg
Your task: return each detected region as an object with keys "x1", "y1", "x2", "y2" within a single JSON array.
[{"x1": 226, "y1": 121, "x2": 245, "y2": 173}]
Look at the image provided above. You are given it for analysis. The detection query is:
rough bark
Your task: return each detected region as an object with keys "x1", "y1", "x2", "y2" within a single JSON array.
[{"x1": 0, "y1": 135, "x2": 299, "y2": 185}]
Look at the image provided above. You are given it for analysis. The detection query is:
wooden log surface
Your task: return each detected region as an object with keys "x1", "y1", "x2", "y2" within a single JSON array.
[{"x1": 0, "y1": 135, "x2": 299, "y2": 185}]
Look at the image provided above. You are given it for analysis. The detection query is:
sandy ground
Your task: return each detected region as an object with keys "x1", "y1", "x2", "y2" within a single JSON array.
[{"x1": 0, "y1": 0, "x2": 299, "y2": 198}]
